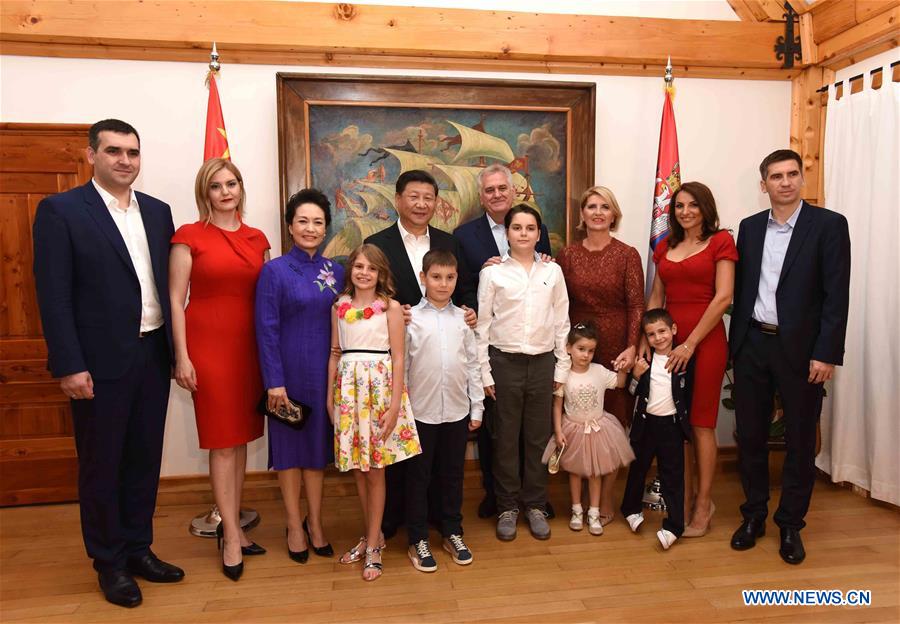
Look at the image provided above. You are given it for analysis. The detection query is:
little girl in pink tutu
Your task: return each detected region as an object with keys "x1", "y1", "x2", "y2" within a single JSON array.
[{"x1": 550, "y1": 321, "x2": 635, "y2": 535}]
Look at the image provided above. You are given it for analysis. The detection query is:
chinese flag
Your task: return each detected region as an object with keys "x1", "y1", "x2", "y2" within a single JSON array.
[
  {"x1": 204, "y1": 72, "x2": 230, "y2": 161},
  {"x1": 645, "y1": 87, "x2": 681, "y2": 295}
]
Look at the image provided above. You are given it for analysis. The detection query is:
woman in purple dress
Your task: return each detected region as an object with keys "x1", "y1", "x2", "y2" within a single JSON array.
[{"x1": 255, "y1": 189, "x2": 344, "y2": 563}]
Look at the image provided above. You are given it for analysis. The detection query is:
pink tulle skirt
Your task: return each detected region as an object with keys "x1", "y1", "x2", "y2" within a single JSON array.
[{"x1": 550, "y1": 411, "x2": 635, "y2": 477}]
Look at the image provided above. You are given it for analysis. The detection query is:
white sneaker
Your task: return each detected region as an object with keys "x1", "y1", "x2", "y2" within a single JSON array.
[
  {"x1": 587, "y1": 510, "x2": 603, "y2": 536},
  {"x1": 569, "y1": 509, "x2": 584, "y2": 531},
  {"x1": 626, "y1": 513, "x2": 644, "y2": 533},
  {"x1": 657, "y1": 529, "x2": 677, "y2": 550}
]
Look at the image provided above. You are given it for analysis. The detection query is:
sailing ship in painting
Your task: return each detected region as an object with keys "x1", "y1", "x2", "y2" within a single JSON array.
[{"x1": 323, "y1": 117, "x2": 543, "y2": 259}]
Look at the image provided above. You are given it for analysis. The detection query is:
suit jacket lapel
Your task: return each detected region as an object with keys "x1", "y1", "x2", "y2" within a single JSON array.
[
  {"x1": 777, "y1": 202, "x2": 813, "y2": 290},
  {"x1": 82, "y1": 183, "x2": 138, "y2": 280},
  {"x1": 139, "y1": 197, "x2": 166, "y2": 291},
  {"x1": 476, "y1": 215, "x2": 501, "y2": 257},
  {"x1": 744, "y1": 211, "x2": 768, "y2": 302},
  {"x1": 383, "y1": 223, "x2": 419, "y2": 298}
]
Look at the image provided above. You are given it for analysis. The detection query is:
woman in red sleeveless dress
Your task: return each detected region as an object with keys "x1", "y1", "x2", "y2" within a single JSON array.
[
  {"x1": 170, "y1": 158, "x2": 270, "y2": 580},
  {"x1": 645, "y1": 181, "x2": 737, "y2": 538},
  {"x1": 558, "y1": 186, "x2": 644, "y2": 525}
]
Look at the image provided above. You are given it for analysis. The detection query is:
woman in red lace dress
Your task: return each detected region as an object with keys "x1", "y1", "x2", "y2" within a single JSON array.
[
  {"x1": 558, "y1": 186, "x2": 644, "y2": 525},
  {"x1": 645, "y1": 181, "x2": 737, "y2": 538}
]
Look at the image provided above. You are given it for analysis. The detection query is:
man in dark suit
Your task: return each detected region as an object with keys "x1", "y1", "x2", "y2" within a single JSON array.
[
  {"x1": 729, "y1": 149, "x2": 850, "y2": 565},
  {"x1": 32, "y1": 119, "x2": 184, "y2": 607},
  {"x1": 453, "y1": 164, "x2": 552, "y2": 518},
  {"x1": 365, "y1": 169, "x2": 476, "y2": 538}
]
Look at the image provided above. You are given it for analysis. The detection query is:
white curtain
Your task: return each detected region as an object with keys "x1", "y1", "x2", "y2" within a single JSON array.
[{"x1": 818, "y1": 64, "x2": 900, "y2": 506}]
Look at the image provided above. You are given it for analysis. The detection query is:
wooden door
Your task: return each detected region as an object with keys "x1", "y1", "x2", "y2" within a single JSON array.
[{"x1": 0, "y1": 123, "x2": 92, "y2": 506}]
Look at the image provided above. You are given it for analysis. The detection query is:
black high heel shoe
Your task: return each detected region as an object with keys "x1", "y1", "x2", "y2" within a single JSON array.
[
  {"x1": 303, "y1": 517, "x2": 334, "y2": 557},
  {"x1": 285, "y1": 528, "x2": 309, "y2": 564},
  {"x1": 216, "y1": 522, "x2": 244, "y2": 581},
  {"x1": 241, "y1": 542, "x2": 267, "y2": 556}
]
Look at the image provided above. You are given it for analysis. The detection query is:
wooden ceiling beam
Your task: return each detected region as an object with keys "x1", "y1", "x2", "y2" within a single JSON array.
[
  {"x1": 727, "y1": 0, "x2": 760, "y2": 21},
  {"x1": 757, "y1": 0, "x2": 789, "y2": 22},
  {"x1": 0, "y1": 0, "x2": 792, "y2": 70},
  {"x1": 789, "y1": 0, "x2": 812, "y2": 14},
  {"x1": 0, "y1": 40, "x2": 798, "y2": 80},
  {"x1": 743, "y1": 1, "x2": 774, "y2": 21},
  {"x1": 817, "y1": 3, "x2": 900, "y2": 67}
]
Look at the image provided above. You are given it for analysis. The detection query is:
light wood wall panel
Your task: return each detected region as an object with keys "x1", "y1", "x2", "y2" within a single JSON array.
[{"x1": 0, "y1": 0, "x2": 790, "y2": 76}]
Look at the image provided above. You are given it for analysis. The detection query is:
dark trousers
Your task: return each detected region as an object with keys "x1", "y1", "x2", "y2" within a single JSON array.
[
  {"x1": 476, "y1": 396, "x2": 496, "y2": 499},
  {"x1": 382, "y1": 462, "x2": 406, "y2": 534},
  {"x1": 70, "y1": 329, "x2": 171, "y2": 573},
  {"x1": 734, "y1": 327, "x2": 823, "y2": 530},
  {"x1": 383, "y1": 449, "x2": 442, "y2": 535},
  {"x1": 405, "y1": 418, "x2": 469, "y2": 544},
  {"x1": 621, "y1": 414, "x2": 686, "y2": 536},
  {"x1": 490, "y1": 348, "x2": 554, "y2": 512}
]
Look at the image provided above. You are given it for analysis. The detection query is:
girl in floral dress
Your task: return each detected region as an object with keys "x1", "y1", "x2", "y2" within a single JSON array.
[{"x1": 327, "y1": 243, "x2": 421, "y2": 581}]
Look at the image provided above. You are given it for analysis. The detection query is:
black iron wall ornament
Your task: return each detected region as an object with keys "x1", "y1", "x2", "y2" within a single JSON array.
[{"x1": 775, "y1": 1, "x2": 802, "y2": 69}]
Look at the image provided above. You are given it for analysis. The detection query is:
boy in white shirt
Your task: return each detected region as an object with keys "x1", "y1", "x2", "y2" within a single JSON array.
[
  {"x1": 405, "y1": 249, "x2": 484, "y2": 572},
  {"x1": 621, "y1": 309, "x2": 695, "y2": 550},
  {"x1": 476, "y1": 205, "x2": 571, "y2": 542}
]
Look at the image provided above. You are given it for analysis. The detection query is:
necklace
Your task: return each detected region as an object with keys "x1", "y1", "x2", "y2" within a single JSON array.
[{"x1": 337, "y1": 299, "x2": 386, "y2": 324}]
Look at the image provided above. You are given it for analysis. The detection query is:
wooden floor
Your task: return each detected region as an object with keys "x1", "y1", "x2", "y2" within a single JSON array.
[{"x1": 1, "y1": 472, "x2": 898, "y2": 624}]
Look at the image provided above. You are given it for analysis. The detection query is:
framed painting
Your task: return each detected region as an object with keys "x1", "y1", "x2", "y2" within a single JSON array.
[{"x1": 276, "y1": 74, "x2": 595, "y2": 258}]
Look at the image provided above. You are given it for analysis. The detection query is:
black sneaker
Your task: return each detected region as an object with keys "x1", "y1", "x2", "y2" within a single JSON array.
[
  {"x1": 407, "y1": 539, "x2": 437, "y2": 572},
  {"x1": 442, "y1": 534, "x2": 473, "y2": 565}
]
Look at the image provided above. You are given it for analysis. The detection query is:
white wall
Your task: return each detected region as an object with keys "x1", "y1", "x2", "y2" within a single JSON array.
[{"x1": 0, "y1": 54, "x2": 790, "y2": 474}]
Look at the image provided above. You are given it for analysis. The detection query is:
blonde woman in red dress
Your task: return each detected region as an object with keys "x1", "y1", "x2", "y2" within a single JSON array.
[
  {"x1": 170, "y1": 158, "x2": 270, "y2": 581},
  {"x1": 644, "y1": 181, "x2": 737, "y2": 538},
  {"x1": 557, "y1": 186, "x2": 644, "y2": 526}
]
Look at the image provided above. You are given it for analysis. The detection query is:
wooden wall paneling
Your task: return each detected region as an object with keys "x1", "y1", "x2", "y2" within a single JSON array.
[
  {"x1": 856, "y1": 0, "x2": 900, "y2": 23},
  {"x1": 0, "y1": 123, "x2": 91, "y2": 507},
  {"x1": 817, "y1": 67, "x2": 834, "y2": 206},
  {"x1": 800, "y1": 12, "x2": 818, "y2": 65},
  {"x1": 742, "y1": 1, "x2": 773, "y2": 21},
  {"x1": 757, "y1": 0, "x2": 789, "y2": 21},
  {"x1": 789, "y1": 66, "x2": 826, "y2": 205},
  {"x1": 811, "y1": 0, "x2": 860, "y2": 44},
  {"x1": 0, "y1": 40, "x2": 800, "y2": 81},
  {"x1": 823, "y1": 40, "x2": 900, "y2": 73},
  {"x1": 817, "y1": 5, "x2": 900, "y2": 67},
  {"x1": 0, "y1": 1, "x2": 790, "y2": 72}
]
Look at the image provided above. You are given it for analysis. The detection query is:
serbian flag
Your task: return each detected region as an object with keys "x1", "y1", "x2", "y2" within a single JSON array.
[
  {"x1": 204, "y1": 72, "x2": 230, "y2": 161},
  {"x1": 645, "y1": 84, "x2": 681, "y2": 296}
]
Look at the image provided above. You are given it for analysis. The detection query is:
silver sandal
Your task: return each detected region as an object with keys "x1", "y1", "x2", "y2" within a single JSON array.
[
  {"x1": 340, "y1": 536, "x2": 367, "y2": 564},
  {"x1": 362, "y1": 545, "x2": 383, "y2": 581}
]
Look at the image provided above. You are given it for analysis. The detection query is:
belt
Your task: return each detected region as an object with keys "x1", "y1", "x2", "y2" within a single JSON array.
[
  {"x1": 749, "y1": 318, "x2": 778, "y2": 335},
  {"x1": 139, "y1": 327, "x2": 163, "y2": 338},
  {"x1": 342, "y1": 348, "x2": 390, "y2": 354}
]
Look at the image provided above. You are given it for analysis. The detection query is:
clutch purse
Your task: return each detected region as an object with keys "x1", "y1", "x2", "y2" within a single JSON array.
[
  {"x1": 256, "y1": 393, "x2": 311, "y2": 430},
  {"x1": 541, "y1": 437, "x2": 566, "y2": 474}
]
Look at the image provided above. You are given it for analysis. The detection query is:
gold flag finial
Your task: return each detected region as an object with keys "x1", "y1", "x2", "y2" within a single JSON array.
[{"x1": 664, "y1": 56, "x2": 675, "y2": 98}]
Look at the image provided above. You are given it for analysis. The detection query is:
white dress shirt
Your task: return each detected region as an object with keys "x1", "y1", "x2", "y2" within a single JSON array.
[
  {"x1": 405, "y1": 299, "x2": 485, "y2": 423},
  {"x1": 476, "y1": 253, "x2": 571, "y2": 387},
  {"x1": 646, "y1": 352, "x2": 677, "y2": 416},
  {"x1": 397, "y1": 219, "x2": 430, "y2": 295},
  {"x1": 753, "y1": 202, "x2": 802, "y2": 325},
  {"x1": 486, "y1": 213, "x2": 509, "y2": 256},
  {"x1": 92, "y1": 179, "x2": 163, "y2": 332}
]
